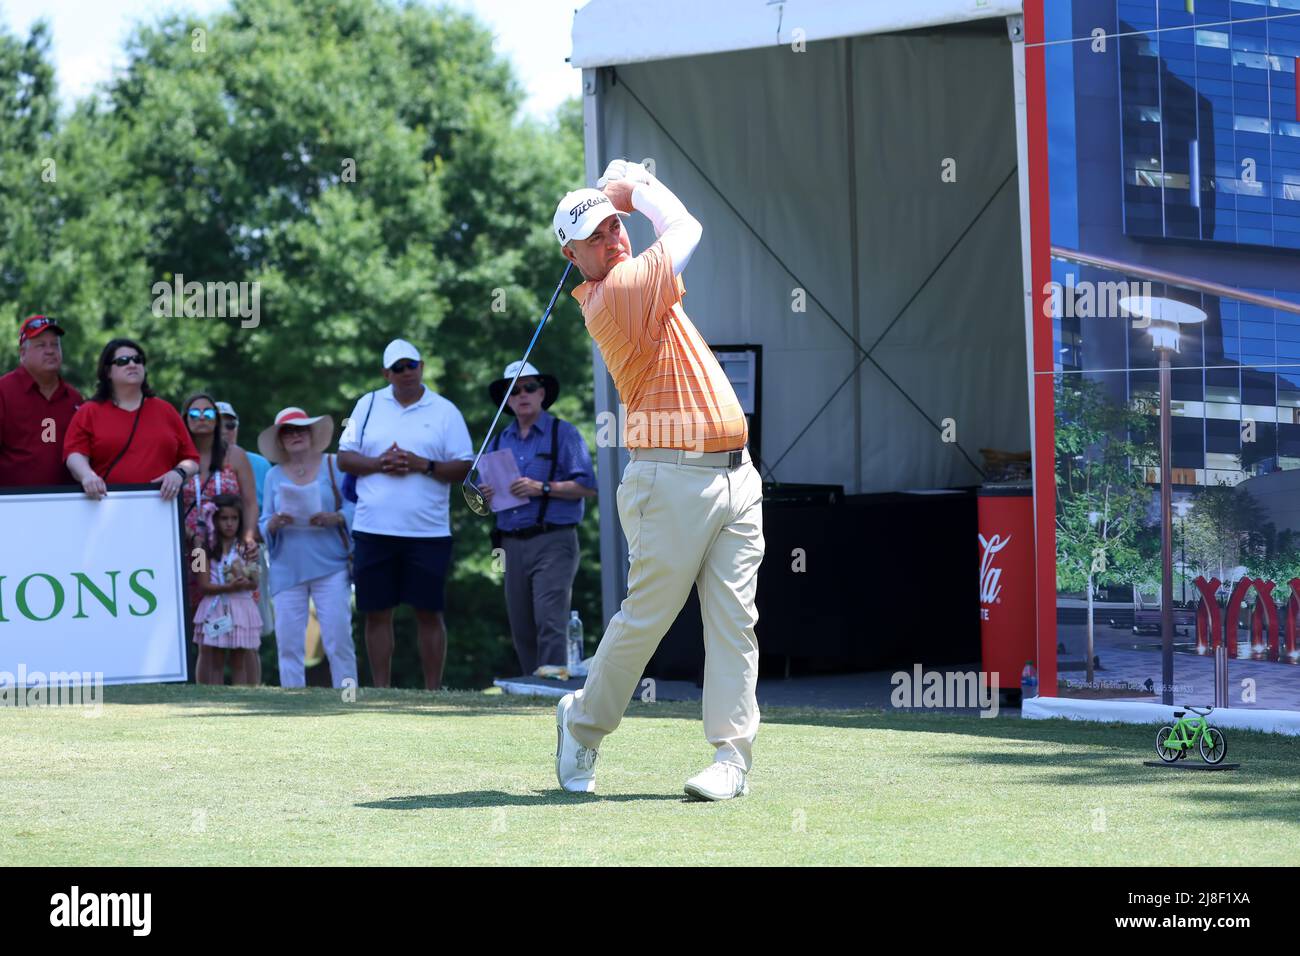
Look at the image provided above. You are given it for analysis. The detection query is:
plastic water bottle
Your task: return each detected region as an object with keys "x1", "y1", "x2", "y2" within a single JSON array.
[
  {"x1": 1020, "y1": 661, "x2": 1038, "y2": 701},
  {"x1": 567, "y1": 611, "x2": 584, "y2": 673}
]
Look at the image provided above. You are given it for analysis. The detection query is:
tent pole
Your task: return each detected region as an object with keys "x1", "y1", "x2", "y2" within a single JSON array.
[
  {"x1": 844, "y1": 37, "x2": 863, "y2": 496},
  {"x1": 583, "y1": 67, "x2": 626, "y2": 633}
]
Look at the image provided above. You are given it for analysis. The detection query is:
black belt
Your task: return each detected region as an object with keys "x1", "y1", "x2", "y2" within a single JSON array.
[{"x1": 498, "y1": 522, "x2": 577, "y2": 540}]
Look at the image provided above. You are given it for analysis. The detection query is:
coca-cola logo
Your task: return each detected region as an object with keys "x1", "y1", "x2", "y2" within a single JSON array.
[{"x1": 979, "y1": 533, "x2": 1011, "y2": 605}]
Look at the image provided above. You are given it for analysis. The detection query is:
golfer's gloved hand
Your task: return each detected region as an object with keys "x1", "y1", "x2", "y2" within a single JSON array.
[{"x1": 597, "y1": 158, "x2": 656, "y2": 189}]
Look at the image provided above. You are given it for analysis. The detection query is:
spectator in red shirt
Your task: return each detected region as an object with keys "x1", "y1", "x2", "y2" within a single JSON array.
[
  {"x1": 64, "y1": 338, "x2": 199, "y2": 499},
  {"x1": 0, "y1": 315, "x2": 85, "y2": 487}
]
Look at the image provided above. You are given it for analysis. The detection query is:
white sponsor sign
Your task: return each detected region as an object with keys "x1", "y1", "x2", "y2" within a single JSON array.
[{"x1": 0, "y1": 490, "x2": 187, "y2": 684}]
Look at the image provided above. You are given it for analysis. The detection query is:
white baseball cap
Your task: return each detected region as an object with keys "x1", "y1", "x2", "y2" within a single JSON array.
[
  {"x1": 552, "y1": 188, "x2": 628, "y2": 246},
  {"x1": 215, "y1": 401, "x2": 237, "y2": 420},
  {"x1": 382, "y1": 339, "x2": 421, "y2": 369}
]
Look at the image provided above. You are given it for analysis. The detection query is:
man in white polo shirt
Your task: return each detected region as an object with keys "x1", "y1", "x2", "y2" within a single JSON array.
[{"x1": 338, "y1": 339, "x2": 474, "y2": 689}]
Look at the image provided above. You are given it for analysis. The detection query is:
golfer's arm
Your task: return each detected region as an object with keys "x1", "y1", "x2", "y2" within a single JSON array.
[{"x1": 632, "y1": 181, "x2": 701, "y2": 275}]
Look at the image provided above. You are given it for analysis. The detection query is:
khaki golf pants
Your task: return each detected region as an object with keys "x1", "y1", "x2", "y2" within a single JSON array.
[{"x1": 569, "y1": 454, "x2": 765, "y2": 771}]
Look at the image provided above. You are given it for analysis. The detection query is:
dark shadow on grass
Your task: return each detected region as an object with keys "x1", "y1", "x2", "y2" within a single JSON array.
[{"x1": 357, "y1": 790, "x2": 686, "y2": 810}]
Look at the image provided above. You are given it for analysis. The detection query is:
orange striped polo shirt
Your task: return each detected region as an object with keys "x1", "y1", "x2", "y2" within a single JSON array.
[{"x1": 573, "y1": 239, "x2": 748, "y2": 453}]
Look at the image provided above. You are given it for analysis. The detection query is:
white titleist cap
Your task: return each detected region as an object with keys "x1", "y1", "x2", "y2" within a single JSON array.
[
  {"x1": 382, "y1": 338, "x2": 421, "y2": 368},
  {"x1": 552, "y1": 188, "x2": 628, "y2": 246}
]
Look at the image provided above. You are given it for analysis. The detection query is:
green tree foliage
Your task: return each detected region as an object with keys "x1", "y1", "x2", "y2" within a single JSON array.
[
  {"x1": 1184, "y1": 483, "x2": 1269, "y2": 585},
  {"x1": 1, "y1": 0, "x2": 599, "y2": 687},
  {"x1": 0, "y1": 19, "x2": 59, "y2": 318},
  {"x1": 1054, "y1": 376, "x2": 1154, "y2": 595}
]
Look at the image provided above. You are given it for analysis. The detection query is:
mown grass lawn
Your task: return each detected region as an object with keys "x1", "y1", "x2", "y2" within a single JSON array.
[{"x1": 2, "y1": 684, "x2": 1297, "y2": 866}]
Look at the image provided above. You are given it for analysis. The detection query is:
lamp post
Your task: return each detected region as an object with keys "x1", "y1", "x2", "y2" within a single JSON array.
[{"x1": 1121, "y1": 296, "x2": 1207, "y2": 706}]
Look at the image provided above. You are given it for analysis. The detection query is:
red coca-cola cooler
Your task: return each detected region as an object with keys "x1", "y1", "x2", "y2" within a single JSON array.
[{"x1": 978, "y1": 483, "x2": 1035, "y2": 696}]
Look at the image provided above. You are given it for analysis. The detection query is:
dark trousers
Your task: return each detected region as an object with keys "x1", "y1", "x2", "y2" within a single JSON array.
[{"x1": 501, "y1": 526, "x2": 580, "y2": 675}]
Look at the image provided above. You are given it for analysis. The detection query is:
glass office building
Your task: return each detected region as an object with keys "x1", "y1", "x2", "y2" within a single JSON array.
[
  {"x1": 1055, "y1": 0, "x2": 1300, "y2": 489},
  {"x1": 1119, "y1": 0, "x2": 1300, "y2": 249}
]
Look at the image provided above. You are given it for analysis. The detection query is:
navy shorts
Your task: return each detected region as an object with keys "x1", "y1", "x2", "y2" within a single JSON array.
[{"x1": 352, "y1": 531, "x2": 453, "y2": 613}]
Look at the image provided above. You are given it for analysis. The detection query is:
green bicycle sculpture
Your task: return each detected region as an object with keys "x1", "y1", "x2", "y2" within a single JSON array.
[{"x1": 1155, "y1": 705, "x2": 1227, "y2": 764}]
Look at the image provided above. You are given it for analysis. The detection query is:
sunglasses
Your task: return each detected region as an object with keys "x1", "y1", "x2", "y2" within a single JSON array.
[
  {"x1": 511, "y1": 382, "x2": 542, "y2": 396},
  {"x1": 280, "y1": 426, "x2": 311, "y2": 436},
  {"x1": 390, "y1": 360, "x2": 421, "y2": 374},
  {"x1": 187, "y1": 408, "x2": 217, "y2": 420},
  {"x1": 111, "y1": 354, "x2": 145, "y2": 367}
]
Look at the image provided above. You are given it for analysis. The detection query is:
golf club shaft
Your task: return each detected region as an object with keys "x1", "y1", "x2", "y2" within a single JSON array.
[{"x1": 467, "y1": 261, "x2": 574, "y2": 476}]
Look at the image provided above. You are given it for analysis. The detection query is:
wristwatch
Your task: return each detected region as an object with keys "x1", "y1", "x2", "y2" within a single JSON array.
[
  {"x1": 172, "y1": 466, "x2": 189, "y2": 480},
  {"x1": 541, "y1": 481, "x2": 552, "y2": 497},
  {"x1": 425, "y1": 459, "x2": 437, "y2": 477}
]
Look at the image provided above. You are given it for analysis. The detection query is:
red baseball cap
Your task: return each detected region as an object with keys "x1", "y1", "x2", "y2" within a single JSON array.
[{"x1": 18, "y1": 315, "x2": 65, "y2": 345}]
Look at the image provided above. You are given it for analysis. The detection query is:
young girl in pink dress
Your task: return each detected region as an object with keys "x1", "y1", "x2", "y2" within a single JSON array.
[{"x1": 193, "y1": 495, "x2": 263, "y2": 685}]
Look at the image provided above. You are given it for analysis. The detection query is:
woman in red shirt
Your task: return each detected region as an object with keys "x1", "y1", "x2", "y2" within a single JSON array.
[{"x1": 64, "y1": 338, "x2": 199, "y2": 498}]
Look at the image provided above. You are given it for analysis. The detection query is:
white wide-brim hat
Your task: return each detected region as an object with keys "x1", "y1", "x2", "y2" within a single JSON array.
[
  {"x1": 258, "y1": 407, "x2": 335, "y2": 463},
  {"x1": 488, "y1": 360, "x2": 559, "y2": 415}
]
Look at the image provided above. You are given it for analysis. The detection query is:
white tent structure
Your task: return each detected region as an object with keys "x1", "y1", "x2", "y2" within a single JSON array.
[{"x1": 570, "y1": 0, "x2": 1036, "y2": 624}]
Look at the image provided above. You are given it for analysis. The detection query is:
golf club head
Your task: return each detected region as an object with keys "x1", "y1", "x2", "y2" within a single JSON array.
[{"x1": 462, "y1": 478, "x2": 490, "y2": 517}]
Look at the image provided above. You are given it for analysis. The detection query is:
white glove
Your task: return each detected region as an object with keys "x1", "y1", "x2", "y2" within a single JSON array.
[{"x1": 597, "y1": 158, "x2": 656, "y2": 189}]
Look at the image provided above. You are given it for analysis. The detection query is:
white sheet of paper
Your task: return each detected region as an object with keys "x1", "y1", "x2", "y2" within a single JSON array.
[
  {"x1": 278, "y1": 480, "x2": 325, "y2": 527},
  {"x1": 478, "y1": 449, "x2": 527, "y2": 512}
]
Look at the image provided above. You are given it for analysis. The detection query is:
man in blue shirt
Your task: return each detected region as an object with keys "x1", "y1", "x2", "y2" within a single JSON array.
[{"x1": 479, "y1": 361, "x2": 596, "y2": 675}]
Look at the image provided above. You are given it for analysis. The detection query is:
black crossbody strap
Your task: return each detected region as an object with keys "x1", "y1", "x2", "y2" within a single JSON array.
[
  {"x1": 359, "y1": 391, "x2": 376, "y2": 443},
  {"x1": 102, "y1": 400, "x2": 146, "y2": 481},
  {"x1": 535, "y1": 417, "x2": 561, "y2": 526}
]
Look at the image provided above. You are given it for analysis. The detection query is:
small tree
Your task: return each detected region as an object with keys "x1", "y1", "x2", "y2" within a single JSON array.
[
  {"x1": 1189, "y1": 483, "x2": 1266, "y2": 584},
  {"x1": 1055, "y1": 377, "x2": 1154, "y2": 682}
]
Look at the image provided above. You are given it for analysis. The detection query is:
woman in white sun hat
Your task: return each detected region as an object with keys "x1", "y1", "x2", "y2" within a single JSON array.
[{"x1": 257, "y1": 407, "x2": 357, "y2": 688}]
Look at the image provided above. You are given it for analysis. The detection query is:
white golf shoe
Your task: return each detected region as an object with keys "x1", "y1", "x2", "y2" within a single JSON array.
[
  {"x1": 555, "y1": 693, "x2": 598, "y2": 793},
  {"x1": 683, "y1": 762, "x2": 749, "y2": 801}
]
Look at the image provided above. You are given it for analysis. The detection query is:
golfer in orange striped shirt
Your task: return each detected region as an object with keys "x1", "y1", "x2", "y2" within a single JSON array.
[{"x1": 552, "y1": 161, "x2": 765, "y2": 801}]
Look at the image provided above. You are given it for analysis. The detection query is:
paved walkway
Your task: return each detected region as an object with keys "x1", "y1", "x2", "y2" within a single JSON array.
[
  {"x1": 496, "y1": 629, "x2": 1300, "y2": 716},
  {"x1": 1057, "y1": 620, "x2": 1300, "y2": 711}
]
